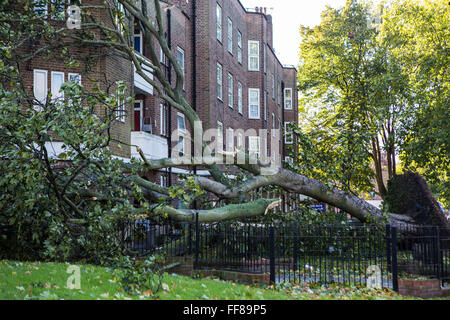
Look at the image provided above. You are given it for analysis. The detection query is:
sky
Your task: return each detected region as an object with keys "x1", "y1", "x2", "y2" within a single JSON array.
[{"x1": 239, "y1": 0, "x2": 348, "y2": 66}]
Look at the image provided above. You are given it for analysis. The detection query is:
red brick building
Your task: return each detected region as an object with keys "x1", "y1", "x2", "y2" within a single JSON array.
[{"x1": 24, "y1": 0, "x2": 298, "y2": 188}]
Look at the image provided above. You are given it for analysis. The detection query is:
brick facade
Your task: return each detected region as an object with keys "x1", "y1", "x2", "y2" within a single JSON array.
[{"x1": 23, "y1": 0, "x2": 298, "y2": 186}]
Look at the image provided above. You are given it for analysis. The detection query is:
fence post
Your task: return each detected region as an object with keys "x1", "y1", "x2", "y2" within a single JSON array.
[
  {"x1": 386, "y1": 224, "x2": 392, "y2": 273},
  {"x1": 435, "y1": 226, "x2": 441, "y2": 282},
  {"x1": 194, "y1": 212, "x2": 199, "y2": 270},
  {"x1": 269, "y1": 226, "x2": 275, "y2": 284},
  {"x1": 391, "y1": 226, "x2": 398, "y2": 292},
  {"x1": 293, "y1": 222, "x2": 298, "y2": 272}
]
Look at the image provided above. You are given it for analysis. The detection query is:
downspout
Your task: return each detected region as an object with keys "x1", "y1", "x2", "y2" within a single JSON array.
[
  {"x1": 281, "y1": 80, "x2": 285, "y2": 164},
  {"x1": 167, "y1": 8, "x2": 173, "y2": 186},
  {"x1": 192, "y1": 0, "x2": 197, "y2": 178}
]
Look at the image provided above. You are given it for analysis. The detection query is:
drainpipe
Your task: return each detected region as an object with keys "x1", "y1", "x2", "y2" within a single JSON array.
[
  {"x1": 167, "y1": 8, "x2": 173, "y2": 186},
  {"x1": 281, "y1": 81, "x2": 285, "y2": 164},
  {"x1": 192, "y1": 0, "x2": 197, "y2": 178}
]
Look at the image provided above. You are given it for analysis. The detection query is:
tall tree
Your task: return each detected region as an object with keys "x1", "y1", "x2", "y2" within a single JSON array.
[
  {"x1": 296, "y1": 0, "x2": 409, "y2": 199},
  {"x1": 380, "y1": 0, "x2": 449, "y2": 207}
]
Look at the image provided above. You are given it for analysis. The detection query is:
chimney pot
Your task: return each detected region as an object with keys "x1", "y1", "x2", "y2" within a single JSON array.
[
  {"x1": 255, "y1": 6, "x2": 259, "y2": 12},
  {"x1": 264, "y1": 7, "x2": 267, "y2": 15}
]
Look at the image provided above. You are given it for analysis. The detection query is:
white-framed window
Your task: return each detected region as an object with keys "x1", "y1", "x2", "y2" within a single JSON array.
[
  {"x1": 216, "y1": 3, "x2": 222, "y2": 42},
  {"x1": 68, "y1": 73, "x2": 81, "y2": 84},
  {"x1": 248, "y1": 88, "x2": 260, "y2": 119},
  {"x1": 33, "y1": 69, "x2": 48, "y2": 110},
  {"x1": 51, "y1": 71, "x2": 64, "y2": 101},
  {"x1": 227, "y1": 18, "x2": 233, "y2": 54},
  {"x1": 226, "y1": 127, "x2": 234, "y2": 152},
  {"x1": 116, "y1": 86, "x2": 126, "y2": 122},
  {"x1": 237, "y1": 81, "x2": 243, "y2": 114},
  {"x1": 249, "y1": 136, "x2": 260, "y2": 159},
  {"x1": 227, "y1": 73, "x2": 233, "y2": 108},
  {"x1": 237, "y1": 31, "x2": 242, "y2": 64},
  {"x1": 248, "y1": 40, "x2": 259, "y2": 71},
  {"x1": 34, "y1": 0, "x2": 48, "y2": 16},
  {"x1": 160, "y1": 174, "x2": 168, "y2": 187},
  {"x1": 217, "y1": 62, "x2": 223, "y2": 100},
  {"x1": 284, "y1": 88, "x2": 293, "y2": 109},
  {"x1": 134, "y1": 30, "x2": 143, "y2": 54},
  {"x1": 51, "y1": 0, "x2": 66, "y2": 21},
  {"x1": 176, "y1": 46, "x2": 185, "y2": 90},
  {"x1": 284, "y1": 122, "x2": 294, "y2": 144},
  {"x1": 159, "y1": 46, "x2": 167, "y2": 65},
  {"x1": 285, "y1": 156, "x2": 293, "y2": 165},
  {"x1": 177, "y1": 112, "x2": 186, "y2": 132},
  {"x1": 160, "y1": 103, "x2": 167, "y2": 136}
]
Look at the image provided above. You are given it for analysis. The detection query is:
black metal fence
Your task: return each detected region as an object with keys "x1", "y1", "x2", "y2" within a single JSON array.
[{"x1": 120, "y1": 219, "x2": 450, "y2": 289}]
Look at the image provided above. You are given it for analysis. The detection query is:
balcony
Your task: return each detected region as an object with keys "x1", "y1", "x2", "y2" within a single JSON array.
[
  {"x1": 133, "y1": 52, "x2": 154, "y2": 95},
  {"x1": 131, "y1": 131, "x2": 168, "y2": 160}
]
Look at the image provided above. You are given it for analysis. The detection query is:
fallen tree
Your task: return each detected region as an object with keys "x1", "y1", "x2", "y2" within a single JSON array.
[{"x1": 2, "y1": 0, "x2": 447, "y2": 263}]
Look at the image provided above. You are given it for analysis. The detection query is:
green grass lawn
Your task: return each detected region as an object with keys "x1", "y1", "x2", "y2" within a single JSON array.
[{"x1": 0, "y1": 260, "x2": 443, "y2": 300}]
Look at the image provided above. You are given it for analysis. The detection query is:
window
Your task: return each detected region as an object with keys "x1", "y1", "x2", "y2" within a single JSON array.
[
  {"x1": 248, "y1": 88, "x2": 260, "y2": 119},
  {"x1": 50, "y1": 0, "x2": 65, "y2": 21},
  {"x1": 116, "y1": 86, "x2": 126, "y2": 122},
  {"x1": 134, "y1": 30, "x2": 143, "y2": 54},
  {"x1": 237, "y1": 31, "x2": 242, "y2": 64},
  {"x1": 227, "y1": 73, "x2": 233, "y2": 108},
  {"x1": 237, "y1": 82, "x2": 243, "y2": 114},
  {"x1": 284, "y1": 122, "x2": 293, "y2": 144},
  {"x1": 177, "y1": 113, "x2": 186, "y2": 132},
  {"x1": 160, "y1": 174, "x2": 168, "y2": 187},
  {"x1": 217, "y1": 62, "x2": 223, "y2": 100},
  {"x1": 285, "y1": 157, "x2": 293, "y2": 165},
  {"x1": 249, "y1": 136, "x2": 260, "y2": 159},
  {"x1": 33, "y1": 69, "x2": 47, "y2": 110},
  {"x1": 248, "y1": 41, "x2": 259, "y2": 71},
  {"x1": 227, "y1": 18, "x2": 233, "y2": 53},
  {"x1": 51, "y1": 71, "x2": 64, "y2": 102},
  {"x1": 284, "y1": 88, "x2": 293, "y2": 109},
  {"x1": 160, "y1": 103, "x2": 167, "y2": 136},
  {"x1": 34, "y1": 0, "x2": 47, "y2": 16},
  {"x1": 68, "y1": 73, "x2": 81, "y2": 84},
  {"x1": 159, "y1": 46, "x2": 167, "y2": 65},
  {"x1": 176, "y1": 47, "x2": 185, "y2": 90},
  {"x1": 216, "y1": 4, "x2": 222, "y2": 42}
]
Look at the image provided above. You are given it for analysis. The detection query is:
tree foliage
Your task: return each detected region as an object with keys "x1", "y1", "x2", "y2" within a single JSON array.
[{"x1": 295, "y1": 0, "x2": 449, "y2": 206}]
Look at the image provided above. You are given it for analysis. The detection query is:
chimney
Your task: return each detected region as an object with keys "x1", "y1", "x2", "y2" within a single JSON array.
[
  {"x1": 255, "y1": 7, "x2": 259, "y2": 12},
  {"x1": 264, "y1": 7, "x2": 267, "y2": 15}
]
